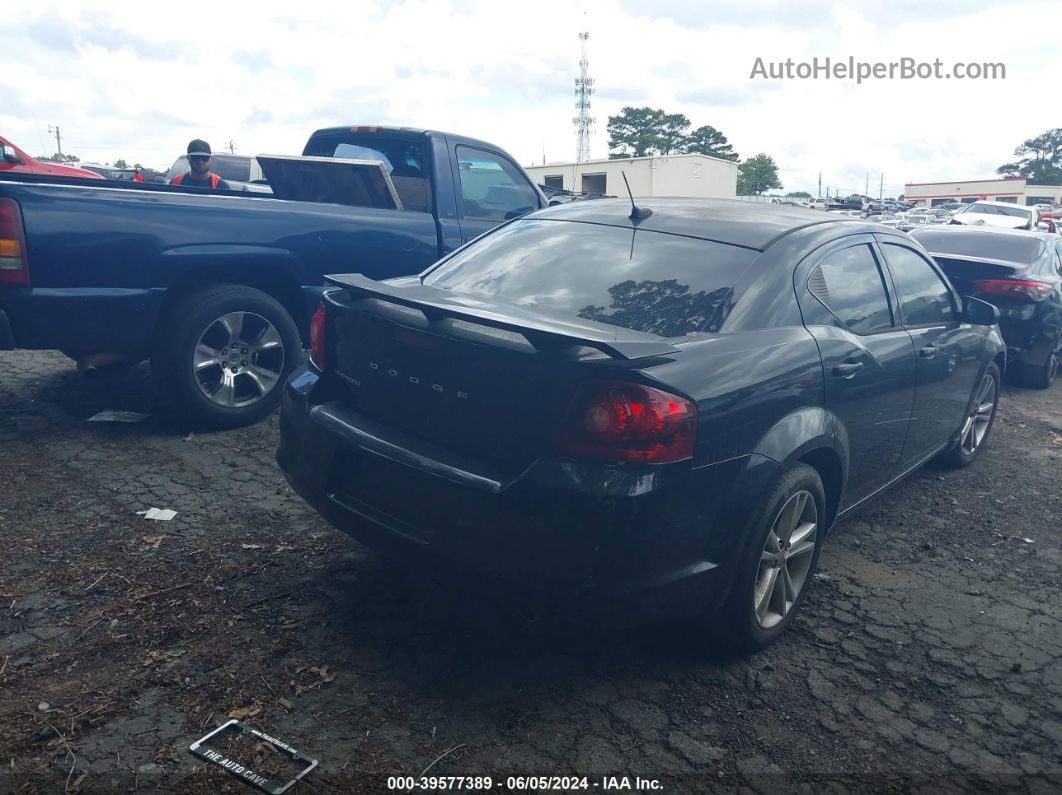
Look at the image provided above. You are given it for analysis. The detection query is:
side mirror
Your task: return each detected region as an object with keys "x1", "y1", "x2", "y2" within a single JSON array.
[
  {"x1": 2, "y1": 144, "x2": 23, "y2": 164},
  {"x1": 962, "y1": 295, "x2": 999, "y2": 326}
]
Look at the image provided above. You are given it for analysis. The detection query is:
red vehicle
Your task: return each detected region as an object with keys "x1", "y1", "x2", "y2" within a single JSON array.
[{"x1": 1, "y1": 135, "x2": 103, "y2": 179}]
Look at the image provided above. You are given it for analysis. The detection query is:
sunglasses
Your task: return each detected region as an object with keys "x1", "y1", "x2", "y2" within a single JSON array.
[{"x1": 189, "y1": 155, "x2": 210, "y2": 163}]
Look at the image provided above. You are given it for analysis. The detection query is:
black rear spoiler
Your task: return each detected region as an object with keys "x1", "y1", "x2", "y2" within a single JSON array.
[{"x1": 324, "y1": 273, "x2": 680, "y2": 361}]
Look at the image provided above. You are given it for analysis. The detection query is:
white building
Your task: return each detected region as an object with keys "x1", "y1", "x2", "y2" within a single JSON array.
[
  {"x1": 904, "y1": 177, "x2": 1062, "y2": 207},
  {"x1": 524, "y1": 153, "x2": 738, "y2": 199}
]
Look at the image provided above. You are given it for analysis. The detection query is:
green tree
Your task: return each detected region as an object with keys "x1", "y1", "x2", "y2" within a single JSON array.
[
  {"x1": 607, "y1": 107, "x2": 691, "y2": 158},
  {"x1": 39, "y1": 153, "x2": 80, "y2": 163},
  {"x1": 681, "y1": 125, "x2": 738, "y2": 161},
  {"x1": 114, "y1": 158, "x2": 129, "y2": 169},
  {"x1": 997, "y1": 128, "x2": 1062, "y2": 185},
  {"x1": 786, "y1": 190, "x2": 812, "y2": 199},
  {"x1": 737, "y1": 154, "x2": 782, "y2": 195}
]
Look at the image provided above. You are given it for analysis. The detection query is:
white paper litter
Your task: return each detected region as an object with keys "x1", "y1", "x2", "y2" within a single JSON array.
[
  {"x1": 88, "y1": 410, "x2": 150, "y2": 423},
  {"x1": 137, "y1": 508, "x2": 177, "y2": 521},
  {"x1": 1022, "y1": 537, "x2": 1035, "y2": 543}
]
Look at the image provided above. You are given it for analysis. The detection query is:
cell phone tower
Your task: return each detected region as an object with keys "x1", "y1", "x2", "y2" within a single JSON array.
[{"x1": 573, "y1": 32, "x2": 595, "y2": 163}]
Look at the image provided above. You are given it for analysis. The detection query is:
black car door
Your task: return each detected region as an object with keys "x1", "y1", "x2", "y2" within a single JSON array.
[
  {"x1": 795, "y1": 235, "x2": 916, "y2": 509},
  {"x1": 878, "y1": 240, "x2": 982, "y2": 467}
]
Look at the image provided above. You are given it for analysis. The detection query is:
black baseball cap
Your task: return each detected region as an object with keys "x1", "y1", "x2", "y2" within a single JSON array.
[{"x1": 187, "y1": 139, "x2": 211, "y2": 157}]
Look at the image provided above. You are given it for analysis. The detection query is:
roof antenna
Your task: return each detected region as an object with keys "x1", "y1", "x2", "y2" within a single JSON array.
[{"x1": 621, "y1": 171, "x2": 653, "y2": 223}]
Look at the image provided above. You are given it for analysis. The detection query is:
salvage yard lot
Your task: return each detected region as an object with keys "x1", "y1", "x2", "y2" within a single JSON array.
[{"x1": 0, "y1": 350, "x2": 1060, "y2": 792}]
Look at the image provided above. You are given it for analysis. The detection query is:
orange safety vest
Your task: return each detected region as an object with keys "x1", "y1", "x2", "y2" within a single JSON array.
[{"x1": 171, "y1": 172, "x2": 222, "y2": 188}]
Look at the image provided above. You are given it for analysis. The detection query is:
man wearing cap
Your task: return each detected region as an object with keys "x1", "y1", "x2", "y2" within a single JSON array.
[{"x1": 170, "y1": 139, "x2": 231, "y2": 189}]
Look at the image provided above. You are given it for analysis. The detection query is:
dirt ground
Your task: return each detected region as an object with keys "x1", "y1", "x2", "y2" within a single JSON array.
[{"x1": 0, "y1": 350, "x2": 1059, "y2": 794}]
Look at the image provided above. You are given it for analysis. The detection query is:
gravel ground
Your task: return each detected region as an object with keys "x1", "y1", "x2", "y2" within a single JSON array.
[{"x1": 0, "y1": 350, "x2": 1059, "y2": 794}]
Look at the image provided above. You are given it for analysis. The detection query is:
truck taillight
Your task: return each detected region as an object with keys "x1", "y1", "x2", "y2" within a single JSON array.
[
  {"x1": 0, "y1": 198, "x2": 29, "y2": 285},
  {"x1": 974, "y1": 278, "x2": 1053, "y2": 302},
  {"x1": 309, "y1": 303, "x2": 328, "y2": 370},
  {"x1": 555, "y1": 380, "x2": 697, "y2": 464}
]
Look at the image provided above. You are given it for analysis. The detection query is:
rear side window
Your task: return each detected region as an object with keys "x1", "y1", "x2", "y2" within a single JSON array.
[
  {"x1": 962, "y1": 202, "x2": 1030, "y2": 219},
  {"x1": 209, "y1": 155, "x2": 252, "y2": 182},
  {"x1": 423, "y1": 219, "x2": 756, "y2": 337},
  {"x1": 809, "y1": 244, "x2": 893, "y2": 334},
  {"x1": 882, "y1": 244, "x2": 956, "y2": 326}
]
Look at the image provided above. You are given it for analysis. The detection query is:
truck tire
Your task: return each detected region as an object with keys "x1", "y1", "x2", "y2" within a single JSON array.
[{"x1": 152, "y1": 284, "x2": 301, "y2": 428}]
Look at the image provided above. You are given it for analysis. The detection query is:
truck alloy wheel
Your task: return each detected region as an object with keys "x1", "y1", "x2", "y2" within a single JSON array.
[{"x1": 193, "y1": 311, "x2": 285, "y2": 408}]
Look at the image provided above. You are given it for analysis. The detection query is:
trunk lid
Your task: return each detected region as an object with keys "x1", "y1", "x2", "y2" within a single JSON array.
[
  {"x1": 933, "y1": 255, "x2": 1029, "y2": 297},
  {"x1": 323, "y1": 276, "x2": 679, "y2": 470}
]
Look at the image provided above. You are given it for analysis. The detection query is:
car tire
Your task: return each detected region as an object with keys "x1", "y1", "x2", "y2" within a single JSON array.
[
  {"x1": 940, "y1": 363, "x2": 1000, "y2": 469},
  {"x1": 1020, "y1": 340, "x2": 1060, "y2": 389},
  {"x1": 711, "y1": 463, "x2": 826, "y2": 653},
  {"x1": 151, "y1": 284, "x2": 301, "y2": 428}
]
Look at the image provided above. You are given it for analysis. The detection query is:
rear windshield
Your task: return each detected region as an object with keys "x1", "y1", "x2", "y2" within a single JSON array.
[
  {"x1": 958, "y1": 202, "x2": 1031, "y2": 219},
  {"x1": 422, "y1": 219, "x2": 756, "y2": 337},
  {"x1": 165, "y1": 155, "x2": 253, "y2": 182},
  {"x1": 912, "y1": 229, "x2": 1044, "y2": 265},
  {"x1": 303, "y1": 133, "x2": 426, "y2": 176}
]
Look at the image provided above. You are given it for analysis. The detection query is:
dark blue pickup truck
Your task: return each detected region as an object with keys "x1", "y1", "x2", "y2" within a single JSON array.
[{"x1": 0, "y1": 126, "x2": 545, "y2": 426}]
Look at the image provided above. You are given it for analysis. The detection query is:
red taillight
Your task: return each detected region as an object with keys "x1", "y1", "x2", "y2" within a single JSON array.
[
  {"x1": 0, "y1": 198, "x2": 29, "y2": 286},
  {"x1": 309, "y1": 303, "x2": 327, "y2": 369},
  {"x1": 555, "y1": 380, "x2": 697, "y2": 464},
  {"x1": 974, "y1": 278, "x2": 1053, "y2": 302}
]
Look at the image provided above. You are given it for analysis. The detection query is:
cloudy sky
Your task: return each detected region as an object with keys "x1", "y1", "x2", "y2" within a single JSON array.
[{"x1": 3, "y1": 0, "x2": 1060, "y2": 196}]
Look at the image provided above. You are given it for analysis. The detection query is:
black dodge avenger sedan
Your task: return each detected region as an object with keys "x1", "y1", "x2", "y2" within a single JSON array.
[{"x1": 277, "y1": 199, "x2": 1005, "y2": 651}]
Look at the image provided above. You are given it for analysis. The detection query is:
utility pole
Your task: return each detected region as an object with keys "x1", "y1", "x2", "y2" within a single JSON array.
[
  {"x1": 226, "y1": 139, "x2": 237, "y2": 154},
  {"x1": 865, "y1": 173, "x2": 869, "y2": 198},
  {"x1": 573, "y1": 32, "x2": 595, "y2": 163},
  {"x1": 879, "y1": 172, "x2": 884, "y2": 202},
  {"x1": 817, "y1": 172, "x2": 822, "y2": 198},
  {"x1": 47, "y1": 125, "x2": 63, "y2": 158}
]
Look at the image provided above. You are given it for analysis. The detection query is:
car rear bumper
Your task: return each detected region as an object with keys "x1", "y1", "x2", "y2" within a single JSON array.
[
  {"x1": 998, "y1": 315, "x2": 1058, "y2": 369},
  {"x1": 277, "y1": 366, "x2": 765, "y2": 626}
]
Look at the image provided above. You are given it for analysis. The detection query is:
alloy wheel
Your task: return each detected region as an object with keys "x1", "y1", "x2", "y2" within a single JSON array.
[
  {"x1": 753, "y1": 489, "x2": 818, "y2": 629},
  {"x1": 193, "y1": 311, "x2": 285, "y2": 408},
  {"x1": 959, "y1": 373, "x2": 997, "y2": 456}
]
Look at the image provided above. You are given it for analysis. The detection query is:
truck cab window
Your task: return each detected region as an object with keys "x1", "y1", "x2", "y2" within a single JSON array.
[{"x1": 456, "y1": 146, "x2": 539, "y2": 221}]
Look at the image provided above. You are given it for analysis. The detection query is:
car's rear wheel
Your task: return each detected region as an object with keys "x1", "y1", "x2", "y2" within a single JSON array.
[
  {"x1": 940, "y1": 363, "x2": 999, "y2": 469},
  {"x1": 712, "y1": 463, "x2": 826, "y2": 653},
  {"x1": 151, "y1": 285, "x2": 301, "y2": 428}
]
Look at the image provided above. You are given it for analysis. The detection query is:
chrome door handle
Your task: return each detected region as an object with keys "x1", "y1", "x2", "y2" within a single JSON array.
[{"x1": 919, "y1": 346, "x2": 937, "y2": 358}]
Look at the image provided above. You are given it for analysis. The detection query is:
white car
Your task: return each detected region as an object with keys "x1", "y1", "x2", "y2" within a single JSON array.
[
  {"x1": 804, "y1": 199, "x2": 827, "y2": 210},
  {"x1": 950, "y1": 200, "x2": 1038, "y2": 230}
]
